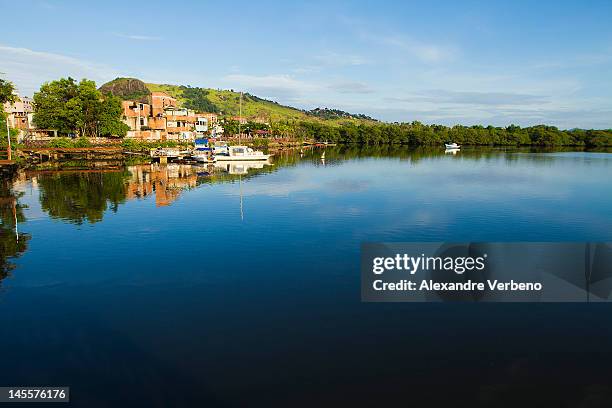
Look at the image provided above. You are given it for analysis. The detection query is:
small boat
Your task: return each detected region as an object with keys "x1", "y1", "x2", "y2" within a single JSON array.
[
  {"x1": 215, "y1": 145, "x2": 272, "y2": 161},
  {"x1": 445, "y1": 142, "x2": 460, "y2": 149},
  {"x1": 193, "y1": 138, "x2": 214, "y2": 162},
  {"x1": 213, "y1": 141, "x2": 229, "y2": 156}
]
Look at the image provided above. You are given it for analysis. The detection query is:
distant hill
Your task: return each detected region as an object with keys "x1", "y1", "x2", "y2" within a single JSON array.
[
  {"x1": 307, "y1": 107, "x2": 378, "y2": 121},
  {"x1": 145, "y1": 83, "x2": 309, "y2": 122},
  {"x1": 99, "y1": 78, "x2": 150, "y2": 102},
  {"x1": 99, "y1": 78, "x2": 377, "y2": 124}
]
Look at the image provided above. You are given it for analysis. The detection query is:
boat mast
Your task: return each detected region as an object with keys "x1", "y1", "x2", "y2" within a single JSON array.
[{"x1": 238, "y1": 91, "x2": 242, "y2": 145}]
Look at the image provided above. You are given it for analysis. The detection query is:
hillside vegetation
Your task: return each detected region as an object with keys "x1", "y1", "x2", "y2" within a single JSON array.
[
  {"x1": 99, "y1": 78, "x2": 378, "y2": 125},
  {"x1": 99, "y1": 78, "x2": 150, "y2": 102},
  {"x1": 146, "y1": 83, "x2": 309, "y2": 121},
  {"x1": 98, "y1": 78, "x2": 612, "y2": 146}
]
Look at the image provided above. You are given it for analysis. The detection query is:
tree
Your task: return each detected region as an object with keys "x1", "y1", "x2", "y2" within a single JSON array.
[
  {"x1": 181, "y1": 86, "x2": 218, "y2": 113},
  {"x1": 99, "y1": 93, "x2": 129, "y2": 137},
  {"x1": 33, "y1": 77, "x2": 128, "y2": 137},
  {"x1": 0, "y1": 78, "x2": 16, "y2": 104}
]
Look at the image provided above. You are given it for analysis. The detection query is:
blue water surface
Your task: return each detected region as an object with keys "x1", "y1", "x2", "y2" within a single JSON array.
[{"x1": 1, "y1": 147, "x2": 612, "y2": 406}]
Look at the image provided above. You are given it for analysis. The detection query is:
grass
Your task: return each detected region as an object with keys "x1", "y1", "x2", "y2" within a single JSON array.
[{"x1": 144, "y1": 83, "x2": 376, "y2": 126}]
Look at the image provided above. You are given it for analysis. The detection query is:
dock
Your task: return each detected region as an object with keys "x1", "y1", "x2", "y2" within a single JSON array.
[{"x1": 17, "y1": 147, "x2": 124, "y2": 161}]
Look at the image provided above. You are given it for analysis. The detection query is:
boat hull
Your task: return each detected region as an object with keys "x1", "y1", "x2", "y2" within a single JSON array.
[{"x1": 215, "y1": 155, "x2": 271, "y2": 161}]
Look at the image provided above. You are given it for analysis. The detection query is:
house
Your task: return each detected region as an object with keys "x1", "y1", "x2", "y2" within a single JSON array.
[
  {"x1": 122, "y1": 100, "x2": 151, "y2": 130},
  {"x1": 151, "y1": 91, "x2": 177, "y2": 117},
  {"x1": 121, "y1": 91, "x2": 220, "y2": 141},
  {"x1": 3, "y1": 95, "x2": 34, "y2": 130}
]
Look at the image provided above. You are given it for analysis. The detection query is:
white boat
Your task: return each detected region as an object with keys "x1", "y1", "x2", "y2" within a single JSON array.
[
  {"x1": 193, "y1": 152, "x2": 215, "y2": 163},
  {"x1": 445, "y1": 143, "x2": 460, "y2": 149},
  {"x1": 213, "y1": 141, "x2": 229, "y2": 156},
  {"x1": 193, "y1": 138, "x2": 214, "y2": 162},
  {"x1": 215, "y1": 145, "x2": 271, "y2": 161}
]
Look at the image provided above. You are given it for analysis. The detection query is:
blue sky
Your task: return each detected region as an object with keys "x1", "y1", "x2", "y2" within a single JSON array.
[{"x1": 1, "y1": 0, "x2": 611, "y2": 128}]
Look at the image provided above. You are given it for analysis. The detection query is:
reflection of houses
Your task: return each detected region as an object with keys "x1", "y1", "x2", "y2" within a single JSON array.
[
  {"x1": 122, "y1": 91, "x2": 219, "y2": 142},
  {"x1": 126, "y1": 164, "x2": 198, "y2": 207}
]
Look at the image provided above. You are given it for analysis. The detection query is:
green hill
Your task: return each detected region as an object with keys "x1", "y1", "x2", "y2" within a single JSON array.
[
  {"x1": 99, "y1": 77, "x2": 150, "y2": 102},
  {"x1": 99, "y1": 78, "x2": 377, "y2": 125},
  {"x1": 145, "y1": 83, "x2": 309, "y2": 121}
]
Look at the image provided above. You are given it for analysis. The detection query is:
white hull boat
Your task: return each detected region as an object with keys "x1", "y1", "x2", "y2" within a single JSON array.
[
  {"x1": 445, "y1": 143, "x2": 460, "y2": 149},
  {"x1": 215, "y1": 145, "x2": 272, "y2": 161}
]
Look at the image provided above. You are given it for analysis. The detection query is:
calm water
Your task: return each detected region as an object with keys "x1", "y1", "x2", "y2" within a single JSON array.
[{"x1": 1, "y1": 146, "x2": 612, "y2": 407}]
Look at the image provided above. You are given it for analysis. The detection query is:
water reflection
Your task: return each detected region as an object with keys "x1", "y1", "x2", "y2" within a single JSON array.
[
  {"x1": 36, "y1": 170, "x2": 130, "y2": 224},
  {"x1": 126, "y1": 163, "x2": 198, "y2": 207},
  {"x1": 1, "y1": 145, "x2": 611, "y2": 278},
  {"x1": 0, "y1": 173, "x2": 30, "y2": 284},
  {"x1": 212, "y1": 160, "x2": 274, "y2": 175}
]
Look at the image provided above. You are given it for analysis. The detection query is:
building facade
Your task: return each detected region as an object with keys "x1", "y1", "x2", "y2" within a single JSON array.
[
  {"x1": 3, "y1": 96, "x2": 34, "y2": 130},
  {"x1": 122, "y1": 92, "x2": 219, "y2": 141}
]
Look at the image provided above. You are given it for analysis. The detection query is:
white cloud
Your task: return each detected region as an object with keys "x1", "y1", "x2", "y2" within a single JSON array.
[
  {"x1": 328, "y1": 81, "x2": 374, "y2": 94},
  {"x1": 361, "y1": 33, "x2": 456, "y2": 63},
  {"x1": 388, "y1": 90, "x2": 548, "y2": 106},
  {"x1": 313, "y1": 52, "x2": 369, "y2": 67},
  {"x1": 113, "y1": 33, "x2": 163, "y2": 41},
  {"x1": 0, "y1": 45, "x2": 119, "y2": 96},
  {"x1": 222, "y1": 74, "x2": 320, "y2": 100}
]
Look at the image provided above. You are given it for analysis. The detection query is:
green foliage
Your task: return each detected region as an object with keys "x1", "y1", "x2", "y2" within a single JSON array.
[
  {"x1": 145, "y1": 83, "x2": 310, "y2": 122},
  {"x1": 0, "y1": 177, "x2": 30, "y2": 280},
  {"x1": 223, "y1": 119, "x2": 239, "y2": 135},
  {"x1": 98, "y1": 93, "x2": 130, "y2": 137},
  {"x1": 0, "y1": 113, "x2": 19, "y2": 145},
  {"x1": 251, "y1": 137, "x2": 269, "y2": 148},
  {"x1": 45, "y1": 137, "x2": 92, "y2": 148},
  {"x1": 74, "y1": 137, "x2": 92, "y2": 148},
  {"x1": 180, "y1": 86, "x2": 218, "y2": 113},
  {"x1": 0, "y1": 78, "x2": 16, "y2": 104},
  {"x1": 33, "y1": 77, "x2": 128, "y2": 137},
  {"x1": 48, "y1": 137, "x2": 75, "y2": 148},
  {"x1": 121, "y1": 138, "x2": 190, "y2": 152},
  {"x1": 263, "y1": 120, "x2": 612, "y2": 147},
  {"x1": 37, "y1": 171, "x2": 129, "y2": 224},
  {"x1": 307, "y1": 107, "x2": 377, "y2": 121}
]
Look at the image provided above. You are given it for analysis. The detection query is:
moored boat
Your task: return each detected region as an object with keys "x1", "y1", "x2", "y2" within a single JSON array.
[
  {"x1": 192, "y1": 138, "x2": 215, "y2": 163},
  {"x1": 445, "y1": 142, "x2": 460, "y2": 149},
  {"x1": 215, "y1": 145, "x2": 272, "y2": 161}
]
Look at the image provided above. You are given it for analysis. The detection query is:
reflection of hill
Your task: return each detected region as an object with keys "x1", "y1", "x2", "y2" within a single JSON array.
[
  {"x1": 0, "y1": 174, "x2": 30, "y2": 284},
  {"x1": 126, "y1": 164, "x2": 198, "y2": 207}
]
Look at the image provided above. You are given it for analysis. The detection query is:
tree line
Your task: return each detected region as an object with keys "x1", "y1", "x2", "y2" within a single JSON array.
[{"x1": 267, "y1": 121, "x2": 612, "y2": 147}]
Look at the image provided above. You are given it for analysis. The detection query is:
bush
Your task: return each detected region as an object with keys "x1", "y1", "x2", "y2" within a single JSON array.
[
  {"x1": 74, "y1": 137, "x2": 92, "y2": 148},
  {"x1": 121, "y1": 138, "x2": 188, "y2": 152},
  {"x1": 48, "y1": 137, "x2": 75, "y2": 148}
]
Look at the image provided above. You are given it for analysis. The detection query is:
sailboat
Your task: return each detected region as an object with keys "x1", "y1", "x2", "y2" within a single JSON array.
[{"x1": 216, "y1": 92, "x2": 272, "y2": 161}]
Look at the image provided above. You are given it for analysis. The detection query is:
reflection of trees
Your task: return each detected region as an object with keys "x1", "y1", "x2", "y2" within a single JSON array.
[
  {"x1": 37, "y1": 171, "x2": 129, "y2": 224},
  {"x1": 0, "y1": 175, "x2": 30, "y2": 283}
]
